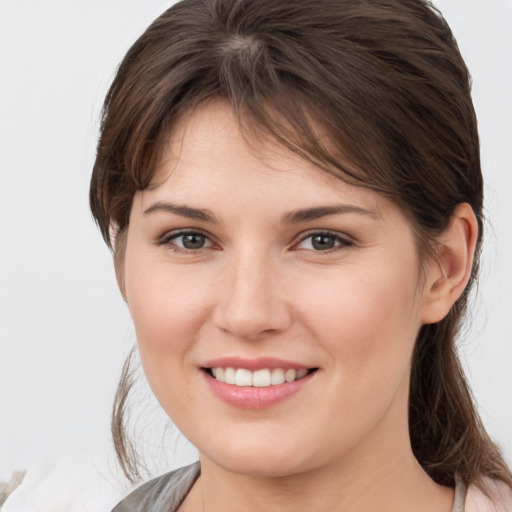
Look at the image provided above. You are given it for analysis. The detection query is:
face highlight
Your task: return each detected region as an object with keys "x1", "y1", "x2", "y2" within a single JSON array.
[{"x1": 122, "y1": 102, "x2": 435, "y2": 478}]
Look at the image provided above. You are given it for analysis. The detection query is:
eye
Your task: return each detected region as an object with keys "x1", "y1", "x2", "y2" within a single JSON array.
[
  {"x1": 158, "y1": 230, "x2": 213, "y2": 252},
  {"x1": 295, "y1": 231, "x2": 353, "y2": 252}
]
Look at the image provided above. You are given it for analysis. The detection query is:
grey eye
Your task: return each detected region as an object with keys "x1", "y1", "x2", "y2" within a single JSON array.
[
  {"x1": 161, "y1": 231, "x2": 213, "y2": 251},
  {"x1": 296, "y1": 232, "x2": 353, "y2": 252},
  {"x1": 310, "y1": 234, "x2": 336, "y2": 251},
  {"x1": 178, "y1": 233, "x2": 207, "y2": 249}
]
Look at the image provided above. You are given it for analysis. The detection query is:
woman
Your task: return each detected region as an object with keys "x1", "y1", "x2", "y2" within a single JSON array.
[{"x1": 89, "y1": 0, "x2": 512, "y2": 510}]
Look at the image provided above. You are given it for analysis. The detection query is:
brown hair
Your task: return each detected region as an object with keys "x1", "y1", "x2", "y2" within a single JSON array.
[{"x1": 90, "y1": 0, "x2": 512, "y2": 488}]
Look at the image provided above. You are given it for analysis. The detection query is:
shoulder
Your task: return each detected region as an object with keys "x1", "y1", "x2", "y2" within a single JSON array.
[
  {"x1": 464, "y1": 478, "x2": 512, "y2": 512},
  {"x1": 111, "y1": 462, "x2": 200, "y2": 512}
]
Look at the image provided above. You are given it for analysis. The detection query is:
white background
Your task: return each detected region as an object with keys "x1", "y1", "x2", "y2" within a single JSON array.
[{"x1": 1, "y1": 1, "x2": 511, "y2": 509}]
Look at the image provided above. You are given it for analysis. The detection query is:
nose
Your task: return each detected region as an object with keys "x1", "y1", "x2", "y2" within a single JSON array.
[{"x1": 213, "y1": 251, "x2": 293, "y2": 341}]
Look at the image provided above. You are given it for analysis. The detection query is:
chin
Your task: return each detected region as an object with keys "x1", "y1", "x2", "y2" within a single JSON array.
[
  {"x1": 215, "y1": 456, "x2": 309, "y2": 479},
  {"x1": 199, "y1": 436, "x2": 320, "y2": 479}
]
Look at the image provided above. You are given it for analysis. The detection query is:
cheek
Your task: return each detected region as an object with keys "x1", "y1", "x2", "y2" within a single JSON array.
[
  {"x1": 124, "y1": 272, "x2": 208, "y2": 427},
  {"x1": 123, "y1": 253, "x2": 216, "y2": 407},
  {"x1": 296, "y1": 259, "x2": 421, "y2": 379},
  {"x1": 289, "y1": 261, "x2": 422, "y2": 453},
  {"x1": 126, "y1": 259, "x2": 211, "y2": 348}
]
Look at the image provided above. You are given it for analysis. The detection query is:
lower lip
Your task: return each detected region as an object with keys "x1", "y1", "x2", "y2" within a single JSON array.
[{"x1": 202, "y1": 370, "x2": 316, "y2": 409}]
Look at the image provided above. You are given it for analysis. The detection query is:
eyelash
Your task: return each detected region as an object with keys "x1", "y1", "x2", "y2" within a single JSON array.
[
  {"x1": 294, "y1": 231, "x2": 354, "y2": 252},
  {"x1": 156, "y1": 229, "x2": 354, "y2": 254},
  {"x1": 156, "y1": 230, "x2": 215, "y2": 254}
]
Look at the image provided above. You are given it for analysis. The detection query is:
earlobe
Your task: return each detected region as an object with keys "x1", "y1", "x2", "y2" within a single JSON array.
[{"x1": 421, "y1": 203, "x2": 479, "y2": 324}]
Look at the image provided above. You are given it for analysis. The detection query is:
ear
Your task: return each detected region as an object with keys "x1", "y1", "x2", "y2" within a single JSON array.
[{"x1": 421, "y1": 203, "x2": 479, "y2": 324}]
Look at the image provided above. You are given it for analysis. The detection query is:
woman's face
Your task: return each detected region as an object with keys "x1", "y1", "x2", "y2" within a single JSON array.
[{"x1": 123, "y1": 102, "x2": 436, "y2": 478}]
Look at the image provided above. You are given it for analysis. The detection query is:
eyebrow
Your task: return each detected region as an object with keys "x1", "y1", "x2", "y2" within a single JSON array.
[
  {"x1": 282, "y1": 205, "x2": 376, "y2": 223},
  {"x1": 143, "y1": 201, "x2": 375, "y2": 225},
  {"x1": 143, "y1": 201, "x2": 220, "y2": 224}
]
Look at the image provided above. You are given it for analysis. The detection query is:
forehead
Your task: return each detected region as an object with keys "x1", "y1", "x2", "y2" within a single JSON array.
[
  {"x1": 152, "y1": 102, "x2": 311, "y2": 183},
  {"x1": 145, "y1": 101, "x2": 387, "y2": 217}
]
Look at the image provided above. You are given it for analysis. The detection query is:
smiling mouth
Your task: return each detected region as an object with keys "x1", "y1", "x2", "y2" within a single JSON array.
[{"x1": 203, "y1": 367, "x2": 318, "y2": 387}]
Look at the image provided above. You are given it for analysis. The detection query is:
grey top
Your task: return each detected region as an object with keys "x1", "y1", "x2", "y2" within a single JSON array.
[
  {"x1": 111, "y1": 463, "x2": 468, "y2": 512},
  {"x1": 112, "y1": 463, "x2": 201, "y2": 512}
]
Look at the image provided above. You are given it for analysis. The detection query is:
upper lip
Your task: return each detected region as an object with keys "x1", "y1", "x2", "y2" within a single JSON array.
[{"x1": 202, "y1": 356, "x2": 313, "y2": 371}]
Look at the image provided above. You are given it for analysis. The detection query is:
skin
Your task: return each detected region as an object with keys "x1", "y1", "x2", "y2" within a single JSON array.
[{"x1": 122, "y1": 102, "x2": 476, "y2": 511}]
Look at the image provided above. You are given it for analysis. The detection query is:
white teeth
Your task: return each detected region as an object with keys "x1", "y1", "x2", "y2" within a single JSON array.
[
  {"x1": 285, "y1": 369, "x2": 296, "y2": 382},
  {"x1": 235, "y1": 368, "x2": 252, "y2": 386},
  {"x1": 271, "y1": 368, "x2": 285, "y2": 385},
  {"x1": 296, "y1": 369, "x2": 308, "y2": 379},
  {"x1": 210, "y1": 367, "x2": 310, "y2": 387},
  {"x1": 253, "y1": 369, "x2": 271, "y2": 387},
  {"x1": 225, "y1": 367, "x2": 236, "y2": 385}
]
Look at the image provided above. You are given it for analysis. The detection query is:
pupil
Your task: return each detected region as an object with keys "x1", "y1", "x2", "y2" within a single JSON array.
[
  {"x1": 183, "y1": 233, "x2": 205, "y2": 249},
  {"x1": 312, "y1": 235, "x2": 334, "y2": 250}
]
